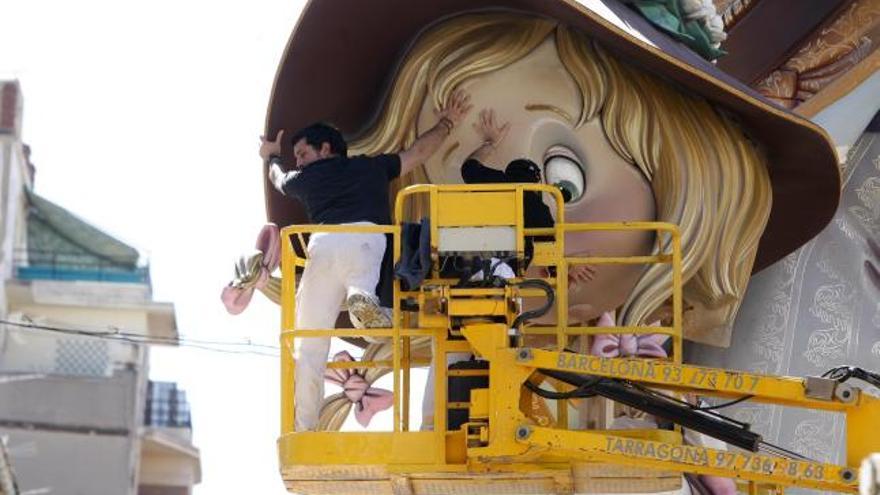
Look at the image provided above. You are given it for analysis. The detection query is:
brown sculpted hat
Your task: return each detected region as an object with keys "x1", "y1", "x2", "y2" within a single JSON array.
[{"x1": 265, "y1": 0, "x2": 840, "y2": 272}]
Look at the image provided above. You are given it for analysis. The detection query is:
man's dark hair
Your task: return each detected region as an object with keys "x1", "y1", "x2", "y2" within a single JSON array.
[{"x1": 291, "y1": 122, "x2": 348, "y2": 157}]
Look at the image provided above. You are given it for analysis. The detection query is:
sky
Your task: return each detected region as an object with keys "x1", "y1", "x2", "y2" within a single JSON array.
[{"x1": 0, "y1": 1, "x2": 353, "y2": 493}]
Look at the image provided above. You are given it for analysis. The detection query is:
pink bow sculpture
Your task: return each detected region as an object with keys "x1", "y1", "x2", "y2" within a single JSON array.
[
  {"x1": 593, "y1": 314, "x2": 732, "y2": 495},
  {"x1": 590, "y1": 312, "x2": 669, "y2": 358},
  {"x1": 324, "y1": 350, "x2": 394, "y2": 427},
  {"x1": 221, "y1": 224, "x2": 281, "y2": 315}
]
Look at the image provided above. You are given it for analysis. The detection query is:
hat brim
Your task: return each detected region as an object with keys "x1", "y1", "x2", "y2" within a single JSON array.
[{"x1": 264, "y1": 0, "x2": 840, "y2": 272}]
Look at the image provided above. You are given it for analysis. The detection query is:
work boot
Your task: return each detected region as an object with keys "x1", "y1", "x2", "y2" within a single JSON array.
[{"x1": 347, "y1": 292, "x2": 392, "y2": 329}]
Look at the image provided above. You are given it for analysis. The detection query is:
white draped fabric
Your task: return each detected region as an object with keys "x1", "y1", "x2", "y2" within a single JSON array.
[{"x1": 688, "y1": 129, "x2": 880, "y2": 486}]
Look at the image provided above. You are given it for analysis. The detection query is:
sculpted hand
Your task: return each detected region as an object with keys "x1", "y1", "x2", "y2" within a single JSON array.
[
  {"x1": 259, "y1": 129, "x2": 285, "y2": 162},
  {"x1": 568, "y1": 250, "x2": 596, "y2": 284},
  {"x1": 569, "y1": 263, "x2": 597, "y2": 284},
  {"x1": 436, "y1": 89, "x2": 473, "y2": 128}
]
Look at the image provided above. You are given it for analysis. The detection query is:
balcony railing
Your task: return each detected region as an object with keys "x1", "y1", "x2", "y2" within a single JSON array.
[
  {"x1": 13, "y1": 249, "x2": 150, "y2": 284},
  {"x1": 145, "y1": 381, "x2": 192, "y2": 429}
]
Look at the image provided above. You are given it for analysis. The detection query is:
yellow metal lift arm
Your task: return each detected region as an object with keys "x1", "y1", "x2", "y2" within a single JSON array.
[
  {"x1": 463, "y1": 325, "x2": 878, "y2": 493},
  {"x1": 277, "y1": 185, "x2": 879, "y2": 494}
]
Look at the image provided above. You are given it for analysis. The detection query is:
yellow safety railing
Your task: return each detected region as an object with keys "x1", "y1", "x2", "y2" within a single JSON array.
[
  {"x1": 394, "y1": 184, "x2": 682, "y2": 360},
  {"x1": 537, "y1": 221, "x2": 682, "y2": 363},
  {"x1": 392, "y1": 185, "x2": 682, "y2": 433},
  {"x1": 280, "y1": 184, "x2": 683, "y2": 437}
]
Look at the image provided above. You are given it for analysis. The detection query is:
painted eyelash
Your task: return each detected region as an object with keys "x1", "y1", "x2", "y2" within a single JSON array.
[{"x1": 543, "y1": 145, "x2": 582, "y2": 165}]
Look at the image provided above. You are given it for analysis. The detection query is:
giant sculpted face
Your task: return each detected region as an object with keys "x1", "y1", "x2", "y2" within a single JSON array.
[
  {"x1": 415, "y1": 38, "x2": 657, "y2": 323},
  {"x1": 348, "y1": 13, "x2": 773, "y2": 343}
]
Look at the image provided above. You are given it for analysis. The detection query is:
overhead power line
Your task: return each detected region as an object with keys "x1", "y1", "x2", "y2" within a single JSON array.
[{"x1": 0, "y1": 319, "x2": 280, "y2": 358}]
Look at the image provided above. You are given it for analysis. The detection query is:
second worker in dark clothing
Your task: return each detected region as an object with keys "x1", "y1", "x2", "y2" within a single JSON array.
[
  {"x1": 461, "y1": 158, "x2": 554, "y2": 270},
  {"x1": 459, "y1": 109, "x2": 569, "y2": 273}
]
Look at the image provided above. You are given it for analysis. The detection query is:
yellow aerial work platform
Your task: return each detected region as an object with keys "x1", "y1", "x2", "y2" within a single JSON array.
[{"x1": 277, "y1": 184, "x2": 879, "y2": 495}]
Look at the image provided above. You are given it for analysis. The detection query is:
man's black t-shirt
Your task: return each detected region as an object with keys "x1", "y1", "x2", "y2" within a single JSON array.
[{"x1": 281, "y1": 154, "x2": 401, "y2": 225}]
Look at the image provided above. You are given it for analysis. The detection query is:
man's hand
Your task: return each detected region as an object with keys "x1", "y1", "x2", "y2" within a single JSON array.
[
  {"x1": 473, "y1": 109, "x2": 510, "y2": 148},
  {"x1": 436, "y1": 89, "x2": 472, "y2": 128},
  {"x1": 466, "y1": 109, "x2": 509, "y2": 163},
  {"x1": 399, "y1": 90, "x2": 472, "y2": 176},
  {"x1": 260, "y1": 129, "x2": 285, "y2": 162},
  {"x1": 262, "y1": 129, "x2": 290, "y2": 194}
]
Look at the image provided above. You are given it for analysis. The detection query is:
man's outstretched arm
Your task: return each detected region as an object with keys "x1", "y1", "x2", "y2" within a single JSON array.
[
  {"x1": 268, "y1": 159, "x2": 297, "y2": 194},
  {"x1": 260, "y1": 130, "x2": 295, "y2": 194},
  {"x1": 461, "y1": 109, "x2": 511, "y2": 183},
  {"x1": 398, "y1": 90, "x2": 472, "y2": 177}
]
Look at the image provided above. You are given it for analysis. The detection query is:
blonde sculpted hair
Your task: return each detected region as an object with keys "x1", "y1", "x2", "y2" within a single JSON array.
[{"x1": 351, "y1": 13, "x2": 771, "y2": 342}]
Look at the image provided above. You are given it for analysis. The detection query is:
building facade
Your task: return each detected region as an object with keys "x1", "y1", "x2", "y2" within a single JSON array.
[{"x1": 0, "y1": 80, "x2": 200, "y2": 495}]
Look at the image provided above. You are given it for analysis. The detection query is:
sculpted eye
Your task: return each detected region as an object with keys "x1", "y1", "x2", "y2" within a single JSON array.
[{"x1": 543, "y1": 147, "x2": 585, "y2": 203}]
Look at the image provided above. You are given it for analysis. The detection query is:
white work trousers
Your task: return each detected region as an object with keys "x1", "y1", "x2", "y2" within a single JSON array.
[{"x1": 293, "y1": 223, "x2": 386, "y2": 431}]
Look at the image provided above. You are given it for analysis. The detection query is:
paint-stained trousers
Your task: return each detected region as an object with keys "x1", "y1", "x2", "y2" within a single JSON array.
[{"x1": 293, "y1": 223, "x2": 386, "y2": 431}]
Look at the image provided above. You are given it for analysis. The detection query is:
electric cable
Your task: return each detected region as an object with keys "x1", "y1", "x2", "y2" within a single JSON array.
[
  {"x1": 531, "y1": 369, "x2": 818, "y2": 461},
  {"x1": 525, "y1": 374, "x2": 600, "y2": 399},
  {"x1": 822, "y1": 365, "x2": 880, "y2": 388},
  {"x1": 694, "y1": 394, "x2": 754, "y2": 411},
  {"x1": 1, "y1": 318, "x2": 278, "y2": 348},
  {"x1": 625, "y1": 380, "x2": 751, "y2": 428},
  {"x1": 511, "y1": 278, "x2": 555, "y2": 328},
  {"x1": 0, "y1": 319, "x2": 279, "y2": 357},
  {"x1": 536, "y1": 369, "x2": 763, "y2": 451}
]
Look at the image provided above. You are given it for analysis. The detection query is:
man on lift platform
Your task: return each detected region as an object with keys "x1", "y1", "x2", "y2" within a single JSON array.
[{"x1": 259, "y1": 90, "x2": 471, "y2": 431}]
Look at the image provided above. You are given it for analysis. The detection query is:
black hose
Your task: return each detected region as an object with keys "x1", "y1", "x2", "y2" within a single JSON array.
[
  {"x1": 525, "y1": 375, "x2": 600, "y2": 399},
  {"x1": 822, "y1": 365, "x2": 880, "y2": 388},
  {"x1": 537, "y1": 369, "x2": 763, "y2": 452},
  {"x1": 511, "y1": 278, "x2": 555, "y2": 328}
]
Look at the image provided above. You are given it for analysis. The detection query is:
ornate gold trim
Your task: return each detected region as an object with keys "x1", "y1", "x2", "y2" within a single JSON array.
[
  {"x1": 797, "y1": 49, "x2": 880, "y2": 117},
  {"x1": 753, "y1": 0, "x2": 880, "y2": 115},
  {"x1": 718, "y1": 0, "x2": 759, "y2": 30}
]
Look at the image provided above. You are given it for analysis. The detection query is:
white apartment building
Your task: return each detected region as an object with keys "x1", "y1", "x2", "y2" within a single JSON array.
[{"x1": 0, "y1": 80, "x2": 200, "y2": 495}]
